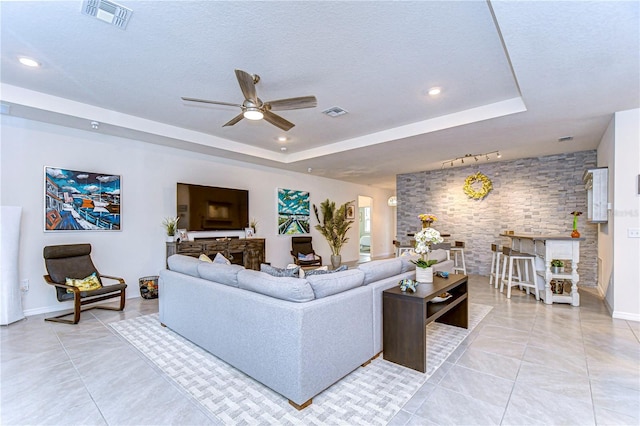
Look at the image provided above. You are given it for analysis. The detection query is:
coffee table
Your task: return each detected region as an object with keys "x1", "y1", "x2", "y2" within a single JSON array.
[{"x1": 382, "y1": 274, "x2": 468, "y2": 372}]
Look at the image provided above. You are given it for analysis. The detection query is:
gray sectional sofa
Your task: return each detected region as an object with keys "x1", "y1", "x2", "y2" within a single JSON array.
[{"x1": 158, "y1": 251, "x2": 453, "y2": 409}]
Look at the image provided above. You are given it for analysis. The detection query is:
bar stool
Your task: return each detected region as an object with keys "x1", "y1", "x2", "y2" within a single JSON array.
[
  {"x1": 500, "y1": 247, "x2": 539, "y2": 300},
  {"x1": 489, "y1": 243, "x2": 502, "y2": 288},
  {"x1": 450, "y1": 241, "x2": 466, "y2": 275}
]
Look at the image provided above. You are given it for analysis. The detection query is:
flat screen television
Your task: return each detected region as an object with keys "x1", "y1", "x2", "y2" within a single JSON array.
[{"x1": 176, "y1": 183, "x2": 249, "y2": 231}]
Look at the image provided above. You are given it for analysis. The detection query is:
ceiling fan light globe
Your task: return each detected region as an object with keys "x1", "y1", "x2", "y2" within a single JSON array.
[{"x1": 243, "y1": 109, "x2": 263, "y2": 120}]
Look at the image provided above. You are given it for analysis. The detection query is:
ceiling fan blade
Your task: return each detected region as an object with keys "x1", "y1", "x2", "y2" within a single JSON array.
[
  {"x1": 235, "y1": 69, "x2": 258, "y2": 103},
  {"x1": 181, "y1": 97, "x2": 241, "y2": 108},
  {"x1": 266, "y1": 96, "x2": 318, "y2": 111},
  {"x1": 263, "y1": 110, "x2": 294, "y2": 131},
  {"x1": 222, "y1": 113, "x2": 245, "y2": 127}
]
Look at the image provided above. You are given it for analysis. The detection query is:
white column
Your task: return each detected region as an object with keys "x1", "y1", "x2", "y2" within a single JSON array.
[{"x1": 0, "y1": 206, "x2": 25, "y2": 325}]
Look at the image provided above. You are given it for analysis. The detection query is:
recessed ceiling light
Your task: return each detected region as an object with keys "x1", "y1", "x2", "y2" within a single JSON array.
[
  {"x1": 427, "y1": 87, "x2": 441, "y2": 96},
  {"x1": 278, "y1": 136, "x2": 287, "y2": 142},
  {"x1": 18, "y1": 57, "x2": 40, "y2": 67}
]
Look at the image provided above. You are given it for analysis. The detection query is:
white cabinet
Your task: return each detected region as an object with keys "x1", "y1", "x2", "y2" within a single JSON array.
[{"x1": 583, "y1": 168, "x2": 608, "y2": 223}]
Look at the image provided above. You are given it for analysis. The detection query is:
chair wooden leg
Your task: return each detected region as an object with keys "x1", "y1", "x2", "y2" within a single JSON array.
[
  {"x1": 288, "y1": 399, "x2": 312, "y2": 410},
  {"x1": 45, "y1": 290, "x2": 126, "y2": 324}
]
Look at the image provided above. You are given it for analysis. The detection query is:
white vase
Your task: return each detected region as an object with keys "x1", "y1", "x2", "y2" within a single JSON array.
[{"x1": 416, "y1": 266, "x2": 433, "y2": 283}]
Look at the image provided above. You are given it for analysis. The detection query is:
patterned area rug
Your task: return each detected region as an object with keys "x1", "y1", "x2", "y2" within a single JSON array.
[{"x1": 110, "y1": 303, "x2": 492, "y2": 425}]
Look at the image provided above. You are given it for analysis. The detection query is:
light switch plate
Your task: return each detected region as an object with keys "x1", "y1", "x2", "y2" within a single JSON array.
[{"x1": 628, "y1": 228, "x2": 640, "y2": 238}]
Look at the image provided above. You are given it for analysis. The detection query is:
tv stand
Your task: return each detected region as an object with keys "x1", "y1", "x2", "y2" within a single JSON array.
[{"x1": 166, "y1": 238, "x2": 265, "y2": 271}]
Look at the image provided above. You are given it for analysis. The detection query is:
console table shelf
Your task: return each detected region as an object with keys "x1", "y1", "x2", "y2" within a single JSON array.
[
  {"x1": 166, "y1": 238, "x2": 265, "y2": 271},
  {"x1": 383, "y1": 274, "x2": 468, "y2": 373}
]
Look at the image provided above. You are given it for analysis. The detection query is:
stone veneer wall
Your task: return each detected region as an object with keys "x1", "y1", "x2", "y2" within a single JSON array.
[{"x1": 397, "y1": 150, "x2": 598, "y2": 286}]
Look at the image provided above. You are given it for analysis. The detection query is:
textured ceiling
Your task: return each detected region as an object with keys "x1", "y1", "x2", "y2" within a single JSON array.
[{"x1": 1, "y1": 1, "x2": 638, "y2": 189}]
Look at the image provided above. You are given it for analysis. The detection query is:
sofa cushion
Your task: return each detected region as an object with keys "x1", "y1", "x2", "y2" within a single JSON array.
[
  {"x1": 199, "y1": 253, "x2": 213, "y2": 263},
  {"x1": 197, "y1": 262, "x2": 244, "y2": 287},
  {"x1": 399, "y1": 253, "x2": 417, "y2": 273},
  {"x1": 213, "y1": 253, "x2": 231, "y2": 264},
  {"x1": 237, "y1": 269, "x2": 315, "y2": 302},
  {"x1": 167, "y1": 254, "x2": 200, "y2": 277},
  {"x1": 358, "y1": 258, "x2": 403, "y2": 285},
  {"x1": 261, "y1": 263, "x2": 300, "y2": 278},
  {"x1": 307, "y1": 269, "x2": 365, "y2": 299}
]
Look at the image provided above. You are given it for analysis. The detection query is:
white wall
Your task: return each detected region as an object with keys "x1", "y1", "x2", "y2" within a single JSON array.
[
  {"x1": 1, "y1": 116, "x2": 395, "y2": 316},
  {"x1": 597, "y1": 108, "x2": 640, "y2": 321},
  {"x1": 597, "y1": 116, "x2": 615, "y2": 309},
  {"x1": 613, "y1": 109, "x2": 640, "y2": 320}
]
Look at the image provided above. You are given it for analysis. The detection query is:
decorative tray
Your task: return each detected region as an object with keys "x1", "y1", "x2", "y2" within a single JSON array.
[{"x1": 430, "y1": 292, "x2": 452, "y2": 303}]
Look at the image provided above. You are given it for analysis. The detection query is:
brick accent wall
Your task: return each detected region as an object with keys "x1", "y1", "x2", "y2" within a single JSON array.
[{"x1": 397, "y1": 151, "x2": 598, "y2": 286}]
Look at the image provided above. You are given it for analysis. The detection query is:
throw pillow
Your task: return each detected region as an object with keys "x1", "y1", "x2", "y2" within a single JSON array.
[
  {"x1": 199, "y1": 253, "x2": 213, "y2": 263},
  {"x1": 65, "y1": 272, "x2": 102, "y2": 293},
  {"x1": 297, "y1": 252, "x2": 316, "y2": 261},
  {"x1": 260, "y1": 263, "x2": 300, "y2": 278},
  {"x1": 287, "y1": 263, "x2": 304, "y2": 278},
  {"x1": 305, "y1": 265, "x2": 348, "y2": 276},
  {"x1": 213, "y1": 253, "x2": 231, "y2": 265}
]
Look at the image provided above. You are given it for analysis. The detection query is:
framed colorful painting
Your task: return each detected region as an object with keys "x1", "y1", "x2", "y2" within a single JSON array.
[
  {"x1": 277, "y1": 188, "x2": 310, "y2": 235},
  {"x1": 44, "y1": 166, "x2": 121, "y2": 231}
]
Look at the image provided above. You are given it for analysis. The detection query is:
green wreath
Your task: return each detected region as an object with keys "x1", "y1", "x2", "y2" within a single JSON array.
[{"x1": 463, "y1": 172, "x2": 493, "y2": 200}]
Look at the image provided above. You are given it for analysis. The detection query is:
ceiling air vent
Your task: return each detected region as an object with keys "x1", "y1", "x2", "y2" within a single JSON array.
[
  {"x1": 322, "y1": 106, "x2": 348, "y2": 118},
  {"x1": 558, "y1": 136, "x2": 574, "y2": 142},
  {"x1": 81, "y1": 0, "x2": 133, "y2": 29}
]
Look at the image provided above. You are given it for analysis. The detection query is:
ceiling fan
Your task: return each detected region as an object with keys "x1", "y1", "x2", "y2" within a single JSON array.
[{"x1": 182, "y1": 69, "x2": 317, "y2": 131}]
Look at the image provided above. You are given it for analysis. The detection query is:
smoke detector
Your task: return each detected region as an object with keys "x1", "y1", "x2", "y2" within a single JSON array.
[
  {"x1": 81, "y1": 0, "x2": 133, "y2": 29},
  {"x1": 322, "y1": 106, "x2": 348, "y2": 118}
]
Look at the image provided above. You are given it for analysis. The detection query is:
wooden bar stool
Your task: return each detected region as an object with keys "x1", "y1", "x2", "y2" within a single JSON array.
[
  {"x1": 489, "y1": 243, "x2": 502, "y2": 288},
  {"x1": 500, "y1": 247, "x2": 539, "y2": 300},
  {"x1": 450, "y1": 241, "x2": 466, "y2": 275}
]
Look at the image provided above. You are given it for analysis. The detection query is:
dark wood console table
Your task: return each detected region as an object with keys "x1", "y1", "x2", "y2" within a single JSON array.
[
  {"x1": 166, "y1": 238, "x2": 265, "y2": 271},
  {"x1": 383, "y1": 274, "x2": 468, "y2": 372}
]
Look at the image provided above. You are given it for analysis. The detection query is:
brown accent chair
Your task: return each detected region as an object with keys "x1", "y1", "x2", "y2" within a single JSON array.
[
  {"x1": 290, "y1": 236, "x2": 322, "y2": 267},
  {"x1": 43, "y1": 244, "x2": 127, "y2": 324}
]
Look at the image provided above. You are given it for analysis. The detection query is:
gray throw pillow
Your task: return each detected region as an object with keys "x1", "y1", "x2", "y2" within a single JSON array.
[{"x1": 260, "y1": 263, "x2": 300, "y2": 278}]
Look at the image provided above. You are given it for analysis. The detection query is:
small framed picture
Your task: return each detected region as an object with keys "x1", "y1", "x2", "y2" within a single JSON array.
[
  {"x1": 177, "y1": 229, "x2": 188, "y2": 242},
  {"x1": 245, "y1": 227, "x2": 255, "y2": 238},
  {"x1": 345, "y1": 203, "x2": 356, "y2": 220}
]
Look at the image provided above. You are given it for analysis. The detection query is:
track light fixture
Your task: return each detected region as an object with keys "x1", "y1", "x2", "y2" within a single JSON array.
[{"x1": 440, "y1": 151, "x2": 502, "y2": 169}]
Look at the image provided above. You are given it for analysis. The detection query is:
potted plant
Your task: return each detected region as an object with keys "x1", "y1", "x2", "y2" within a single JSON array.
[
  {"x1": 411, "y1": 227, "x2": 444, "y2": 283},
  {"x1": 551, "y1": 259, "x2": 564, "y2": 274},
  {"x1": 313, "y1": 199, "x2": 354, "y2": 268},
  {"x1": 162, "y1": 216, "x2": 180, "y2": 242}
]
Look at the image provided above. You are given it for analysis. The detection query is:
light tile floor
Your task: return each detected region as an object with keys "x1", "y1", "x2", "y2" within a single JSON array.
[{"x1": 2, "y1": 275, "x2": 638, "y2": 425}]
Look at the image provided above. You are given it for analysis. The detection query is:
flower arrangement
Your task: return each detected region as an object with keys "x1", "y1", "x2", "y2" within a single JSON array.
[
  {"x1": 418, "y1": 213, "x2": 438, "y2": 228},
  {"x1": 410, "y1": 227, "x2": 444, "y2": 268},
  {"x1": 162, "y1": 216, "x2": 180, "y2": 236},
  {"x1": 551, "y1": 259, "x2": 564, "y2": 267}
]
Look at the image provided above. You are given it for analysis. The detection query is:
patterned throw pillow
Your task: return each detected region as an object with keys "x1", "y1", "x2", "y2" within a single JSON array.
[
  {"x1": 199, "y1": 253, "x2": 213, "y2": 263},
  {"x1": 260, "y1": 264, "x2": 300, "y2": 278},
  {"x1": 65, "y1": 272, "x2": 102, "y2": 293},
  {"x1": 305, "y1": 265, "x2": 348, "y2": 276}
]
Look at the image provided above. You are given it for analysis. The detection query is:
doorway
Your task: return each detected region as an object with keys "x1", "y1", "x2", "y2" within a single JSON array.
[{"x1": 358, "y1": 195, "x2": 373, "y2": 263}]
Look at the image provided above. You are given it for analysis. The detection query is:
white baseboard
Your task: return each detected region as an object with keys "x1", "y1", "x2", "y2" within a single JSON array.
[{"x1": 612, "y1": 311, "x2": 640, "y2": 322}]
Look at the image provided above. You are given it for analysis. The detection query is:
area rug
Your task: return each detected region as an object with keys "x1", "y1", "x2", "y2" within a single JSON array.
[{"x1": 110, "y1": 303, "x2": 492, "y2": 425}]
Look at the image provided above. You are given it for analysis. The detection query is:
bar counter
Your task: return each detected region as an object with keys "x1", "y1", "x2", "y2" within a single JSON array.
[{"x1": 500, "y1": 233, "x2": 585, "y2": 306}]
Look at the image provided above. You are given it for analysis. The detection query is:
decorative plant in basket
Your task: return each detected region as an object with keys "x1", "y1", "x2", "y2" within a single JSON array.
[{"x1": 551, "y1": 259, "x2": 564, "y2": 274}]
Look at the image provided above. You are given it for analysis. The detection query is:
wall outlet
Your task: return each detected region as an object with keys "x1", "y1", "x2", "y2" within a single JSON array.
[
  {"x1": 20, "y1": 279, "x2": 29, "y2": 291},
  {"x1": 628, "y1": 228, "x2": 640, "y2": 238}
]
